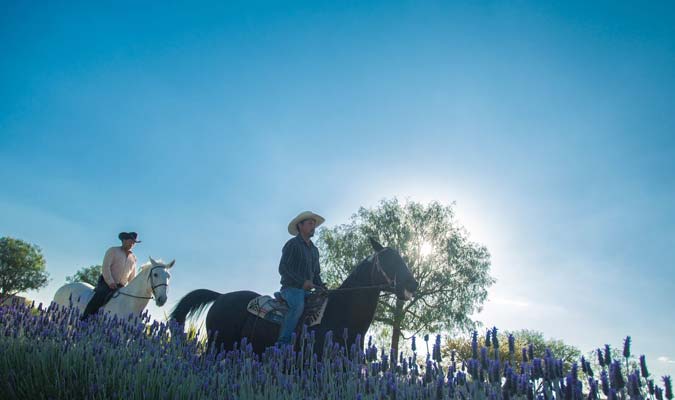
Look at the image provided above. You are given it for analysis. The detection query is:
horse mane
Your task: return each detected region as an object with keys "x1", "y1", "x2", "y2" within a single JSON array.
[
  {"x1": 339, "y1": 256, "x2": 374, "y2": 288},
  {"x1": 139, "y1": 260, "x2": 165, "y2": 272}
]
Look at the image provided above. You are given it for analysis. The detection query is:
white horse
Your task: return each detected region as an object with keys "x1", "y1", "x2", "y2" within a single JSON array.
[{"x1": 53, "y1": 257, "x2": 175, "y2": 319}]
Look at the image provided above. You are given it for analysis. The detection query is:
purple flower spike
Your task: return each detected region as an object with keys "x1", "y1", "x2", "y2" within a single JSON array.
[
  {"x1": 623, "y1": 336, "x2": 631, "y2": 359},
  {"x1": 609, "y1": 361, "x2": 625, "y2": 390},
  {"x1": 471, "y1": 331, "x2": 478, "y2": 359},
  {"x1": 609, "y1": 388, "x2": 618, "y2": 400},
  {"x1": 604, "y1": 344, "x2": 612, "y2": 366},
  {"x1": 640, "y1": 355, "x2": 650, "y2": 378},
  {"x1": 656, "y1": 386, "x2": 665, "y2": 400},
  {"x1": 597, "y1": 348, "x2": 605, "y2": 368},
  {"x1": 601, "y1": 370, "x2": 610, "y2": 396},
  {"x1": 664, "y1": 376, "x2": 673, "y2": 400}
]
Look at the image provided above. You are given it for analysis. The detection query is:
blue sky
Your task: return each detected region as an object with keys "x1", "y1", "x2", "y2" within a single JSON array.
[{"x1": 1, "y1": 1, "x2": 674, "y2": 377}]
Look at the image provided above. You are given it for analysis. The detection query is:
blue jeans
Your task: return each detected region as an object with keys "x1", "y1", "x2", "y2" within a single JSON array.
[{"x1": 277, "y1": 288, "x2": 308, "y2": 344}]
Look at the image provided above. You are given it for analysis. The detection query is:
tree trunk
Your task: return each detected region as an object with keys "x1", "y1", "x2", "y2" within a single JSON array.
[{"x1": 389, "y1": 299, "x2": 405, "y2": 356}]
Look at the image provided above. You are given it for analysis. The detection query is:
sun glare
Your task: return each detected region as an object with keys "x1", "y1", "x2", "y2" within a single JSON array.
[{"x1": 420, "y1": 241, "x2": 433, "y2": 258}]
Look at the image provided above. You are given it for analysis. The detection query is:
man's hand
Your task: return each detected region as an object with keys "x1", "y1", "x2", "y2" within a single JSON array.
[
  {"x1": 302, "y1": 280, "x2": 315, "y2": 291},
  {"x1": 108, "y1": 282, "x2": 117, "y2": 290}
]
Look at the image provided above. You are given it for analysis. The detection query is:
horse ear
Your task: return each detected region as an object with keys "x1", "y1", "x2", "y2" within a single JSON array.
[
  {"x1": 149, "y1": 256, "x2": 158, "y2": 265},
  {"x1": 166, "y1": 259, "x2": 175, "y2": 269},
  {"x1": 369, "y1": 237, "x2": 384, "y2": 252}
]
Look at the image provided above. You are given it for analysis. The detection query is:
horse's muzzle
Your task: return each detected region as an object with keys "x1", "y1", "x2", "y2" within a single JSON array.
[
  {"x1": 156, "y1": 296, "x2": 167, "y2": 307},
  {"x1": 397, "y1": 279, "x2": 418, "y2": 301}
]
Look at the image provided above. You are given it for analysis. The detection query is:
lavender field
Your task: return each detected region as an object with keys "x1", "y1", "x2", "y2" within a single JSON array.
[{"x1": 0, "y1": 301, "x2": 671, "y2": 400}]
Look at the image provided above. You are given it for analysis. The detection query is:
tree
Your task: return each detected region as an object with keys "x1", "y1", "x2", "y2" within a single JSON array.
[
  {"x1": 443, "y1": 329, "x2": 582, "y2": 373},
  {"x1": 318, "y1": 198, "x2": 495, "y2": 355},
  {"x1": 0, "y1": 237, "x2": 49, "y2": 303},
  {"x1": 66, "y1": 265, "x2": 101, "y2": 286}
]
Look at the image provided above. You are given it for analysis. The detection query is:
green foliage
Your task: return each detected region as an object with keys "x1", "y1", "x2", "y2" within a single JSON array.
[
  {"x1": 66, "y1": 265, "x2": 101, "y2": 286},
  {"x1": 0, "y1": 237, "x2": 49, "y2": 302},
  {"x1": 318, "y1": 198, "x2": 495, "y2": 353},
  {"x1": 443, "y1": 329, "x2": 582, "y2": 373}
]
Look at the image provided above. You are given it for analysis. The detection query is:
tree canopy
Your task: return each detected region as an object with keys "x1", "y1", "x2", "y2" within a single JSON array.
[
  {"x1": 0, "y1": 237, "x2": 49, "y2": 303},
  {"x1": 442, "y1": 329, "x2": 582, "y2": 373},
  {"x1": 66, "y1": 265, "x2": 101, "y2": 286},
  {"x1": 318, "y1": 198, "x2": 495, "y2": 354}
]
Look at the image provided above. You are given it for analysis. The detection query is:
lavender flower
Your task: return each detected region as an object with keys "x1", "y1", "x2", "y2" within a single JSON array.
[
  {"x1": 664, "y1": 376, "x2": 673, "y2": 400},
  {"x1": 532, "y1": 358, "x2": 544, "y2": 380},
  {"x1": 432, "y1": 335, "x2": 442, "y2": 363},
  {"x1": 609, "y1": 388, "x2": 618, "y2": 400},
  {"x1": 580, "y1": 356, "x2": 587, "y2": 374},
  {"x1": 588, "y1": 378, "x2": 598, "y2": 399},
  {"x1": 628, "y1": 372, "x2": 641, "y2": 398},
  {"x1": 471, "y1": 331, "x2": 478, "y2": 359},
  {"x1": 601, "y1": 370, "x2": 610, "y2": 396},
  {"x1": 585, "y1": 360, "x2": 594, "y2": 378},
  {"x1": 597, "y1": 348, "x2": 606, "y2": 368},
  {"x1": 609, "y1": 361, "x2": 625, "y2": 390},
  {"x1": 640, "y1": 355, "x2": 650, "y2": 378},
  {"x1": 480, "y1": 347, "x2": 489, "y2": 370},
  {"x1": 623, "y1": 336, "x2": 631, "y2": 359}
]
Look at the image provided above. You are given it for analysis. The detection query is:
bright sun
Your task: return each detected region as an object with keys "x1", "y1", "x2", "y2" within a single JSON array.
[{"x1": 420, "y1": 241, "x2": 433, "y2": 257}]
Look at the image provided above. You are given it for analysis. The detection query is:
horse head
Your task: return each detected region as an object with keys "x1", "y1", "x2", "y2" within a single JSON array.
[
  {"x1": 368, "y1": 237, "x2": 418, "y2": 301},
  {"x1": 147, "y1": 257, "x2": 175, "y2": 307}
]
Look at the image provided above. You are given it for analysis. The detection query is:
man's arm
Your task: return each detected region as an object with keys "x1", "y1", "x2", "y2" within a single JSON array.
[
  {"x1": 101, "y1": 248, "x2": 116, "y2": 288},
  {"x1": 127, "y1": 257, "x2": 137, "y2": 283}
]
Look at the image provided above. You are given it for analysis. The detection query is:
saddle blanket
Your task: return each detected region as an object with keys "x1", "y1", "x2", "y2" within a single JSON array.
[{"x1": 246, "y1": 292, "x2": 329, "y2": 327}]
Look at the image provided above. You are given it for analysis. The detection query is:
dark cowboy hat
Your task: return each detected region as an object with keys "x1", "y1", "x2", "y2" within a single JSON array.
[{"x1": 118, "y1": 232, "x2": 141, "y2": 243}]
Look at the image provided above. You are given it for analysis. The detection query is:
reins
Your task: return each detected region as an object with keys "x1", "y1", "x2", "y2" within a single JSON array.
[{"x1": 112, "y1": 265, "x2": 168, "y2": 300}]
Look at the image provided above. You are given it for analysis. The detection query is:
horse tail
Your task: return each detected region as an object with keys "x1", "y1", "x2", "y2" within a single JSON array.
[{"x1": 169, "y1": 289, "x2": 222, "y2": 324}]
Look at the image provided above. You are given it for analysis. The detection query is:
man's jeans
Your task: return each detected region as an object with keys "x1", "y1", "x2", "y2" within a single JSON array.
[{"x1": 277, "y1": 287, "x2": 308, "y2": 345}]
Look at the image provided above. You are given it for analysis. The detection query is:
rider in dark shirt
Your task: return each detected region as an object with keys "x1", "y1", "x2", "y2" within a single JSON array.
[{"x1": 277, "y1": 211, "x2": 326, "y2": 344}]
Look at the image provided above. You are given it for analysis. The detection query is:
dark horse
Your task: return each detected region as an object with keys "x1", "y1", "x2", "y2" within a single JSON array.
[{"x1": 170, "y1": 238, "x2": 418, "y2": 355}]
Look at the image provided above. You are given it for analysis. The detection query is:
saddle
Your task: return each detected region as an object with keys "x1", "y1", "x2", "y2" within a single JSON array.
[{"x1": 246, "y1": 290, "x2": 329, "y2": 327}]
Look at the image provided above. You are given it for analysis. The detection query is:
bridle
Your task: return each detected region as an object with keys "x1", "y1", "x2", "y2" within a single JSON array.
[
  {"x1": 370, "y1": 250, "x2": 396, "y2": 287},
  {"x1": 113, "y1": 265, "x2": 168, "y2": 300}
]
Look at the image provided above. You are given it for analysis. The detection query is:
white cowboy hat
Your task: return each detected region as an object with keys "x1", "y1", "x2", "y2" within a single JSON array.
[{"x1": 288, "y1": 211, "x2": 325, "y2": 236}]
